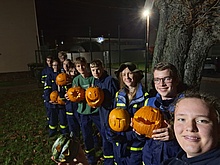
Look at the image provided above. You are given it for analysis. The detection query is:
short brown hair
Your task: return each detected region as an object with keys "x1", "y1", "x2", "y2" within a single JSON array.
[
  {"x1": 90, "y1": 59, "x2": 104, "y2": 68},
  {"x1": 74, "y1": 57, "x2": 87, "y2": 65},
  {"x1": 153, "y1": 62, "x2": 179, "y2": 82}
]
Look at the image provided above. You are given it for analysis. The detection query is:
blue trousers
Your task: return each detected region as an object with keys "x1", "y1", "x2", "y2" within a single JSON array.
[
  {"x1": 66, "y1": 101, "x2": 80, "y2": 138},
  {"x1": 49, "y1": 105, "x2": 68, "y2": 136},
  {"x1": 79, "y1": 112, "x2": 101, "y2": 165},
  {"x1": 99, "y1": 108, "x2": 114, "y2": 165}
]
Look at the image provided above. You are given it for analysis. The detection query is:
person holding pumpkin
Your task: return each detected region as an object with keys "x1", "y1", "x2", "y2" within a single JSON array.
[
  {"x1": 108, "y1": 62, "x2": 148, "y2": 165},
  {"x1": 141, "y1": 62, "x2": 185, "y2": 165},
  {"x1": 72, "y1": 57, "x2": 101, "y2": 165},
  {"x1": 44, "y1": 59, "x2": 68, "y2": 137},
  {"x1": 65, "y1": 62, "x2": 81, "y2": 139},
  {"x1": 44, "y1": 59, "x2": 61, "y2": 137},
  {"x1": 162, "y1": 91, "x2": 220, "y2": 165},
  {"x1": 90, "y1": 59, "x2": 119, "y2": 165}
]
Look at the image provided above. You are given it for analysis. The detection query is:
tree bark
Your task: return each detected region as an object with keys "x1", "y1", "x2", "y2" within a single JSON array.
[{"x1": 152, "y1": 0, "x2": 220, "y2": 91}]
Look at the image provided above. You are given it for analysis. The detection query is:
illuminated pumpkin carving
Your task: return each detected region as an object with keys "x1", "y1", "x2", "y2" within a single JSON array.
[
  {"x1": 85, "y1": 86, "x2": 104, "y2": 108},
  {"x1": 50, "y1": 91, "x2": 59, "y2": 102},
  {"x1": 67, "y1": 86, "x2": 85, "y2": 102},
  {"x1": 132, "y1": 106, "x2": 165, "y2": 138},
  {"x1": 108, "y1": 108, "x2": 130, "y2": 132},
  {"x1": 56, "y1": 73, "x2": 69, "y2": 86},
  {"x1": 57, "y1": 96, "x2": 65, "y2": 105}
]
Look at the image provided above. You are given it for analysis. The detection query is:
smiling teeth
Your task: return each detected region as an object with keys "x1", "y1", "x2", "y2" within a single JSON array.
[{"x1": 185, "y1": 136, "x2": 199, "y2": 140}]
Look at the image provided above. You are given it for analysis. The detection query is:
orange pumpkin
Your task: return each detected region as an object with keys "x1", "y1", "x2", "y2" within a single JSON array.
[
  {"x1": 108, "y1": 108, "x2": 130, "y2": 132},
  {"x1": 50, "y1": 91, "x2": 59, "y2": 102},
  {"x1": 56, "y1": 73, "x2": 69, "y2": 86},
  {"x1": 132, "y1": 106, "x2": 165, "y2": 138},
  {"x1": 57, "y1": 96, "x2": 65, "y2": 105},
  {"x1": 85, "y1": 86, "x2": 104, "y2": 108},
  {"x1": 67, "y1": 86, "x2": 85, "y2": 102}
]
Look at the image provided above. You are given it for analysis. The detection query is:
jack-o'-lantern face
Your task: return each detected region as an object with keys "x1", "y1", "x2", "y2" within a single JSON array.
[
  {"x1": 50, "y1": 91, "x2": 59, "y2": 102},
  {"x1": 132, "y1": 106, "x2": 165, "y2": 138},
  {"x1": 108, "y1": 108, "x2": 130, "y2": 132},
  {"x1": 67, "y1": 86, "x2": 85, "y2": 102},
  {"x1": 56, "y1": 73, "x2": 69, "y2": 86},
  {"x1": 85, "y1": 86, "x2": 104, "y2": 108}
]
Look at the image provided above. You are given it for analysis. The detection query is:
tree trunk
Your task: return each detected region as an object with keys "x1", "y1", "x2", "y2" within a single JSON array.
[{"x1": 152, "y1": 0, "x2": 220, "y2": 91}]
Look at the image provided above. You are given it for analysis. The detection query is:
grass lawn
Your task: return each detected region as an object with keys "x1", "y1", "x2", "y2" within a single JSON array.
[
  {"x1": 0, "y1": 88, "x2": 57, "y2": 165},
  {"x1": 0, "y1": 81, "x2": 103, "y2": 165}
]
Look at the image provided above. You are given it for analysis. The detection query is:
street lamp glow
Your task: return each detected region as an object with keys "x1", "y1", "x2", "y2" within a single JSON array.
[
  {"x1": 142, "y1": 8, "x2": 151, "y2": 90},
  {"x1": 142, "y1": 9, "x2": 150, "y2": 18}
]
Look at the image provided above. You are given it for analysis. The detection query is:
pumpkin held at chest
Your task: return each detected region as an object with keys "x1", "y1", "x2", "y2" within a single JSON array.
[
  {"x1": 108, "y1": 108, "x2": 131, "y2": 132},
  {"x1": 67, "y1": 86, "x2": 85, "y2": 102},
  {"x1": 50, "y1": 91, "x2": 59, "y2": 102},
  {"x1": 56, "y1": 73, "x2": 69, "y2": 86},
  {"x1": 132, "y1": 106, "x2": 165, "y2": 138},
  {"x1": 85, "y1": 86, "x2": 104, "y2": 108}
]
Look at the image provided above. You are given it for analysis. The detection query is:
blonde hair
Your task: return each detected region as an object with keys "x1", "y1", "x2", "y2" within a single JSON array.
[{"x1": 58, "y1": 51, "x2": 67, "y2": 59}]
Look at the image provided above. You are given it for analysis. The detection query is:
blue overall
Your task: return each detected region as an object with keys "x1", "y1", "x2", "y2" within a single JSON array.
[
  {"x1": 142, "y1": 93, "x2": 184, "y2": 165},
  {"x1": 41, "y1": 66, "x2": 53, "y2": 125},
  {"x1": 44, "y1": 71, "x2": 68, "y2": 136},
  {"x1": 107, "y1": 83, "x2": 148, "y2": 165},
  {"x1": 94, "y1": 71, "x2": 119, "y2": 165},
  {"x1": 65, "y1": 100, "x2": 80, "y2": 138},
  {"x1": 57, "y1": 85, "x2": 68, "y2": 135}
]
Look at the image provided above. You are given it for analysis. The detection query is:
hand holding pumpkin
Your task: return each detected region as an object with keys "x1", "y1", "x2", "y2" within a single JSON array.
[{"x1": 151, "y1": 120, "x2": 174, "y2": 141}]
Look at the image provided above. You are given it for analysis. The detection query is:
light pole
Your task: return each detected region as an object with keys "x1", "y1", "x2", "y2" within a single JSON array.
[{"x1": 143, "y1": 9, "x2": 150, "y2": 90}]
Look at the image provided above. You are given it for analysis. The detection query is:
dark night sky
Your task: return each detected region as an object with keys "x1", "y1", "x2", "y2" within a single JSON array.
[{"x1": 35, "y1": 0, "x2": 158, "y2": 45}]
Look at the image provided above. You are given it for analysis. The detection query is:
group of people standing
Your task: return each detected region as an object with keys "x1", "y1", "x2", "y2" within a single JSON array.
[{"x1": 41, "y1": 51, "x2": 220, "y2": 165}]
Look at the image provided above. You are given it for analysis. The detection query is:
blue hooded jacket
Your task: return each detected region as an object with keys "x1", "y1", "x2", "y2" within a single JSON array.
[{"x1": 142, "y1": 93, "x2": 183, "y2": 165}]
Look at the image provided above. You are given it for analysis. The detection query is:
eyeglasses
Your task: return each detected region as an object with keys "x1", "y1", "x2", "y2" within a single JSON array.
[{"x1": 154, "y1": 76, "x2": 172, "y2": 84}]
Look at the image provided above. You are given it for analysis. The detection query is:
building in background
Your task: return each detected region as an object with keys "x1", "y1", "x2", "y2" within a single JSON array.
[{"x1": 0, "y1": 0, "x2": 39, "y2": 73}]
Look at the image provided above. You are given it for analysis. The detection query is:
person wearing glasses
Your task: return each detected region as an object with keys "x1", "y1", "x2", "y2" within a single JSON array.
[{"x1": 141, "y1": 62, "x2": 186, "y2": 165}]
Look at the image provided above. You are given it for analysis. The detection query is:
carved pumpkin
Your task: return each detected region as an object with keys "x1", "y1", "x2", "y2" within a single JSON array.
[
  {"x1": 132, "y1": 106, "x2": 164, "y2": 138},
  {"x1": 57, "y1": 96, "x2": 65, "y2": 105},
  {"x1": 50, "y1": 91, "x2": 59, "y2": 102},
  {"x1": 108, "y1": 108, "x2": 130, "y2": 132},
  {"x1": 56, "y1": 73, "x2": 69, "y2": 86},
  {"x1": 85, "y1": 86, "x2": 104, "y2": 108},
  {"x1": 67, "y1": 86, "x2": 85, "y2": 102}
]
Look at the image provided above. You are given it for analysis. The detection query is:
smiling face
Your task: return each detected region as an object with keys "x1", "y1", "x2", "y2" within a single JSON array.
[
  {"x1": 121, "y1": 67, "x2": 137, "y2": 88},
  {"x1": 63, "y1": 60, "x2": 70, "y2": 72},
  {"x1": 174, "y1": 98, "x2": 220, "y2": 158},
  {"x1": 75, "y1": 62, "x2": 87, "y2": 75},
  {"x1": 153, "y1": 69, "x2": 178, "y2": 100}
]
